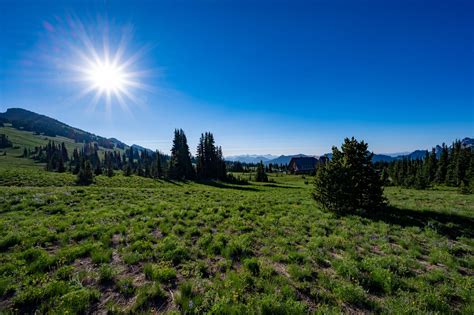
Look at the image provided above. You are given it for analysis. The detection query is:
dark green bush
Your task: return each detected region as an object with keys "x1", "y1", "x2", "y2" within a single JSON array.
[{"x1": 313, "y1": 137, "x2": 386, "y2": 213}]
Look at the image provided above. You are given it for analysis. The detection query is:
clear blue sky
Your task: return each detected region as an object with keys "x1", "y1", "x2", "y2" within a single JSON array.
[{"x1": 1, "y1": 0, "x2": 473, "y2": 156}]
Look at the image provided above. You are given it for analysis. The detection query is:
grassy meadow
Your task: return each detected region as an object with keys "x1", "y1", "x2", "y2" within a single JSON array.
[{"x1": 0, "y1": 143, "x2": 473, "y2": 313}]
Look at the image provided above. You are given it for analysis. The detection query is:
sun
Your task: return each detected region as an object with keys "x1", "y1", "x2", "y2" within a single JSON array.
[
  {"x1": 86, "y1": 61, "x2": 126, "y2": 93},
  {"x1": 59, "y1": 17, "x2": 152, "y2": 113},
  {"x1": 72, "y1": 41, "x2": 150, "y2": 113}
]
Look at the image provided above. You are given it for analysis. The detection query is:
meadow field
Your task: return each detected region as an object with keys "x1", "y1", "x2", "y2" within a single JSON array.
[{"x1": 0, "y1": 153, "x2": 473, "y2": 314}]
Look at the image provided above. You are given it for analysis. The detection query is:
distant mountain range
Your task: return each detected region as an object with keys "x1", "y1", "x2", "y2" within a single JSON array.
[
  {"x1": 226, "y1": 154, "x2": 317, "y2": 165},
  {"x1": 1, "y1": 108, "x2": 472, "y2": 163},
  {"x1": 225, "y1": 154, "x2": 278, "y2": 163},
  {"x1": 226, "y1": 139, "x2": 474, "y2": 164}
]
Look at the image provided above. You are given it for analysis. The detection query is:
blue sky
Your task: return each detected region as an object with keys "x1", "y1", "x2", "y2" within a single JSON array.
[{"x1": 1, "y1": 0, "x2": 473, "y2": 156}]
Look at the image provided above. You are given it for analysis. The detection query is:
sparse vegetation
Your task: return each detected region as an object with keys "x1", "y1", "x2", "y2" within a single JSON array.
[
  {"x1": 0, "y1": 153, "x2": 472, "y2": 313},
  {"x1": 0, "y1": 123, "x2": 473, "y2": 313}
]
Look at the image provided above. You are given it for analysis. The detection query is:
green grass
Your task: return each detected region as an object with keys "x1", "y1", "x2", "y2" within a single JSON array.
[{"x1": 0, "y1": 156, "x2": 473, "y2": 313}]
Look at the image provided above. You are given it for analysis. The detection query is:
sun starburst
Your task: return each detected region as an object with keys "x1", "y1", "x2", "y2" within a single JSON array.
[{"x1": 60, "y1": 16, "x2": 152, "y2": 114}]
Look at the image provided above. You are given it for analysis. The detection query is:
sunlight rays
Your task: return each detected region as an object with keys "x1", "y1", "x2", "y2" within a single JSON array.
[{"x1": 60, "y1": 16, "x2": 152, "y2": 114}]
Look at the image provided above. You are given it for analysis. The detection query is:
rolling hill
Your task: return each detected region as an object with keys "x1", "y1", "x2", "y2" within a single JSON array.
[{"x1": 0, "y1": 108, "x2": 127, "y2": 150}]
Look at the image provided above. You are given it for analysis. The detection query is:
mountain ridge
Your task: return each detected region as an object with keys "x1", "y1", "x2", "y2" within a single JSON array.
[{"x1": 0, "y1": 108, "x2": 127, "y2": 150}]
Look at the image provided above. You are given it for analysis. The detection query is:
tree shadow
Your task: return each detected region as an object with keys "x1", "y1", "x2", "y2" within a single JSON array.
[
  {"x1": 197, "y1": 180, "x2": 259, "y2": 192},
  {"x1": 260, "y1": 183, "x2": 301, "y2": 189},
  {"x1": 356, "y1": 206, "x2": 474, "y2": 239},
  {"x1": 160, "y1": 178, "x2": 186, "y2": 186}
]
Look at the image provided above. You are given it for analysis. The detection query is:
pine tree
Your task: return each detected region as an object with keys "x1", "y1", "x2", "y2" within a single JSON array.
[
  {"x1": 457, "y1": 146, "x2": 471, "y2": 187},
  {"x1": 423, "y1": 149, "x2": 437, "y2": 182},
  {"x1": 435, "y1": 144, "x2": 449, "y2": 184},
  {"x1": 196, "y1": 132, "x2": 226, "y2": 180},
  {"x1": 169, "y1": 129, "x2": 195, "y2": 180},
  {"x1": 94, "y1": 160, "x2": 103, "y2": 175},
  {"x1": 0, "y1": 134, "x2": 13, "y2": 148},
  {"x1": 313, "y1": 137, "x2": 386, "y2": 213},
  {"x1": 71, "y1": 148, "x2": 81, "y2": 174},
  {"x1": 155, "y1": 151, "x2": 163, "y2": 178},
  {"x1": 446, "y1": 141, "x2": 461, "y2": 186},
  {"x1": 468, "y1": 150, "x2": 474, "y2": 189},
  {"x1": 61, "y1": 143, "x2": 69, "y2": 161},
  {"x1": 255, "y1": 161, "x2": 268, "y2": 182},
  {"x1": 414, "y1": 164, "x2": 428, "y2": 189},
  {"x1": 57, "y1": 156, "x2": 66, "y2": 173},
  {"x1": 76, "y1": 159, "x2": 94, "y2": 185},
  {"x1": 106, "y1": 152, "x2": 114, "y2": 177},
  {"x1": 216, "y1": 146, "x2": 227, "y2": 180},
  {"x1": 123, "y1": 163, "x2": 132, "y2": 176}
]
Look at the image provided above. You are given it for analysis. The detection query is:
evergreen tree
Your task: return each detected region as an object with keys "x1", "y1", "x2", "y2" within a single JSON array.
[
  {"x1": 414, "y1": 164, "x2": 428, "y2": 189},
  {"x1": 255, "y1": 161, "x2": 268, "y2": 182},
  {"x1": 468, "y1": 151, "x2": 474, "y2": 190},
  {"x1": 57, "y1": 156, "x2": 66, "y2": 173},
  {"x1": 94, "y1": 161, "x2": 103, "y2": 175},
  {"x1": 105, "y1": 152, "x2": 114, "y2": 177},
  {"x1": 435, "y1": 144, "x2": 449, "y2": 183},
  {"x1": 61, "y1": 143, "x2": 69, "y2": 161},
  {"x1": 76, "y1": 159, "x2": 94, "y2": 185},
  {"x1": 457, "y1": 145, "x2": 471, "y2": 186},
  {"x1": 155, "y1": 151, "x2": 163, "y2": 178},
  {"x1": 313, "y1": 137, "x2": 386, "y2": 213},
  {"x1": 169, "y1": 129, "x2": 195, "y2": 180},
  {"x1": 216, "y1": 146, "x2": 227, "y2": 180},
  {"x1": 71, "y1": 148, "x2": 81, "y2": 174},
  {"x1": 446, "y1": 141, "x2": 458, "y2": 186},
  {"x1": 0, "y1": 134, "x2": 13, "y2": 148},
  {"x1": 123, "y1": 163, "x2": 132, "y2": 176},
  {"x1": 196, "y1": 132, "x2": 227, "y2": 180},
  {"x1": 230, "y1": 161, "x2": 244, "y2": 172},
  {"x1": 423, "y1": 149, "x2": 437, "y2": 182}
]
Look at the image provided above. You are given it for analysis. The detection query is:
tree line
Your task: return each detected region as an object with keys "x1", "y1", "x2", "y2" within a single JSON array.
[
  {"x1": 376, "y1": 140, "x2": 474, "y2": 192},
  {"x1": 0, "y1": 134, "x2": 13, "y2": 149},
  {"x1": 27, "y1": 129, "x2": 236, "y2": 185},
  {"x1": 227, "y1": 161, "x2": 287, "y2": 173}
]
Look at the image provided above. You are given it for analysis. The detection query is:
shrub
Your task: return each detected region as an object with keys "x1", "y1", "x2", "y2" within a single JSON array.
[
  {"x1": 99, "y1": 265, "x2": 115, "y2": 284},
  {"x1": 458, "y1": 181, "x2": 472, "y2": 194},
  {"x1": 313, "y1": 137, "x2": 386, "y2": 213},
  {"x1": 176, "y1": 282, "x2": 202, "y2": 314},
  {"x1": 158, "y1": 236, "x2": 190, "y2": 264},
  {"x1": 117, "y1": 277, "x2": 135, "y2": 296},
  {"x1": 123, "y1": 252, "x2": 141, "y2": 265},
  {"x1": 224, "y1": 237, "x2": 252, "y2": 261},
  {"x1": 90, "y1": 247, "x2": 112, "y2": 264},
  {"x1": 56, "y1": 288, "x2": 100, "y2": 314},
  {"x1": 143, "y1": 263, "x2": 177, "y2": 283},
  {"x1": 257, "y1": 294, "x2": 307, "y2": 315},
  {"x1": 244, "y1": 258, "x2": 260, "y2": 276},
  {"x1": 0, "y1": 233, "x2": 21, "y2": 251},
  {"x1": 130, "y1": 282, "x2": 166, "y2": 313}
]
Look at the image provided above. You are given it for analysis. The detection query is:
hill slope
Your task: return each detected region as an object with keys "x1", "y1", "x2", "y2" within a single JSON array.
[{"x1": 0, "y1": 108, "x2": 127, "y2": 149}]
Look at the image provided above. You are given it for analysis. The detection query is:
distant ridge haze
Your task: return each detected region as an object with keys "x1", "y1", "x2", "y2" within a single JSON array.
[{"x1": 225, "y1": 138, "x2": 473, "y2": 164}]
